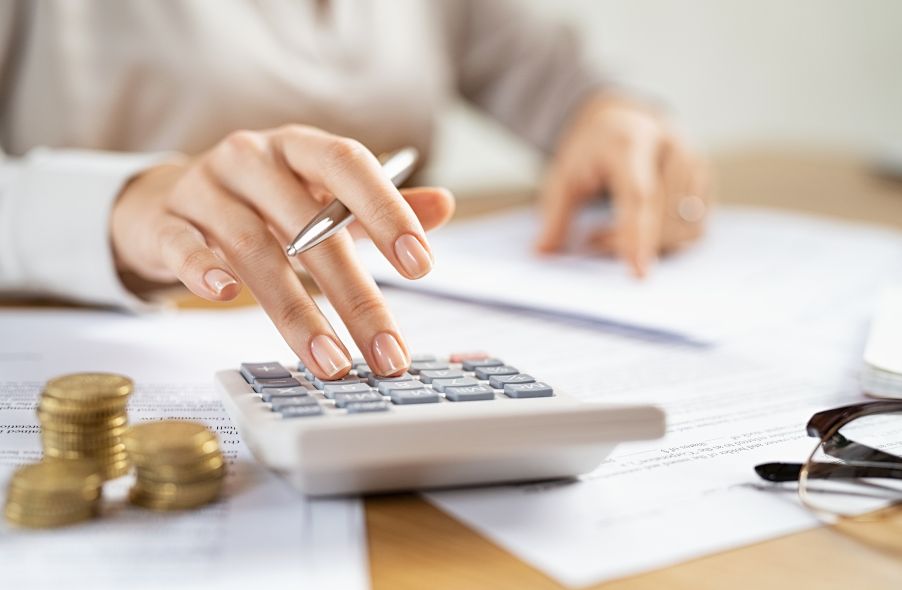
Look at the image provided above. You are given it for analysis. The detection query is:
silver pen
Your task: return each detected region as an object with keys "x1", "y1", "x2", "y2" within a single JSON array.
[{"x1": 285, "y1": 146, "x2": 420, "y2": 256}]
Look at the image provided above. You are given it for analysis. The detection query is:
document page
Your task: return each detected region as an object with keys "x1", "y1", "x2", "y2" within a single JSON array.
[
  {"x1": 359, "y1": 289, "x2": 880, "y2": 587},
  {"x1": 358, "y1": 206, "x2": 902, "y2": 343},
  {"x1": 0, "y1": 308, "x2": 368, "y2": 590}
]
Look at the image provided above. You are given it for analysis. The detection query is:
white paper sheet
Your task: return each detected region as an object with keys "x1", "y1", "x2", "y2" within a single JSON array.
[
  {"x1": 357, "y1": 289, "x2": 883, "y2": 588},
  {"x1": 358, "y1": 206, "x2": 902, "y2": 343},
  {"x1": 0, "y1": 308, "x2": 368, "y2": 590}
]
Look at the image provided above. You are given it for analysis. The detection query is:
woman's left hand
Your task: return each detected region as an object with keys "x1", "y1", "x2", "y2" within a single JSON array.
[{"x1": 536, "y1": 94, "x2": 711, "y2": 277}]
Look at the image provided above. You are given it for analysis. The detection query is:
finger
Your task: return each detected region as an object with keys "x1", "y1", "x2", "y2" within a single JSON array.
[
  {"x1": 204, "y1": 145, "x2": 412, "y2": 376},
  {"x1": 156, "y1": 214, "x2": 242, "y2": 301},
  {"x1": 348, "y1": 186, "x2": 455, "y2": 239},
  {"x1": 609, "y1": 140, "x2": 662, "y2": 278},
  {"x1": 660, "y1": 141, "x2": 708, "y2": 253},
  {"x1": 273, "y1": 127, "x2": 435, "y2": 279},
  {"x1": 535, "y1": 160, "x2": 591, "y2": 253},
  {"x1": 169, "y1": 172, "x2": 353, "y2": 380}
]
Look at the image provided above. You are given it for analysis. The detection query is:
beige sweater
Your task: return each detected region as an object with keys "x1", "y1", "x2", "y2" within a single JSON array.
[{"x1": 0, "y1": 0, "x2": 603, "y2": 306}]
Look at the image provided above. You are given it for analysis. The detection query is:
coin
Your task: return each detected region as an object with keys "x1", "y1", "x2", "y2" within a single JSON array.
[
  {"x1": 37, "y1": 412, "x2": 129, "y2": 433},
  {"x1": 43, "y1": 373, "x2": 133, "y2": 403},
  {"x1": 124, "y1": 421, "x2": 219, "y2": 458},
  {"x1": 8, "y1": 460, "x2": 103, "y2": 494}
]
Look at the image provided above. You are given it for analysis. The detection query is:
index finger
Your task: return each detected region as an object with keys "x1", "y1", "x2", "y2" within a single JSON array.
[
  {"x1": 275, "y1": 127, "x2": 434, "y2": 280},
  {"x1": 609, "y1": 142, "x2": 663, "y2": 278}
]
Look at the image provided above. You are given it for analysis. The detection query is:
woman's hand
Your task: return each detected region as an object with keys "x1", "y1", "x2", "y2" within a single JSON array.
[
  {"x1": 111, "y1": 125, "x2": 455, "y2": 379},
  {"x1": 536, "y1": 94, "x2": 711, "y2": 277}
]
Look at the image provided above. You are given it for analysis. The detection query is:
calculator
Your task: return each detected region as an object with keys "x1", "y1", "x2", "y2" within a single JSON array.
[{"x1": 215, "y1": 353, "x2": 665, "y2": 495}]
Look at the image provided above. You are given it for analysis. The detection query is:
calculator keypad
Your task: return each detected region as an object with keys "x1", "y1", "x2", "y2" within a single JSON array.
[{"x1": 239, "y1": 354, "x2": 554, "y2": 419}]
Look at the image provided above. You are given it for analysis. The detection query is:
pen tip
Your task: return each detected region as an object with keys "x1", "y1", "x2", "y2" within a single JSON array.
[{"x1": 286, "y1": 245, "x2": 297, "y2": 257}]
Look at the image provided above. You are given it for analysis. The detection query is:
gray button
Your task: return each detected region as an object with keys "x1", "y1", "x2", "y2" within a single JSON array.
[
  {"x1": 334, "y1": 391, "x2": 384, "y2": 408},
  {"x1": 346, "y1": 400, "x2": 391, "y2": 413},
  {"x1": 409, "y1": 361, "x2": 450, "y2": 374},
  {"x1": 271, "y1": 397, "x2": 319, "y2": 411},
  {"x1": 489, "y1": 373, "x2": 535, "y2": 389},
  {"x1": 253, "y1": 377, "x2": 301, "y2": 392},
  {"x1": 444, "y1": 384, "x2": 495, "y2": 402},
  {"x1": 354, "y1": 365, "x2": 373, "y2": 379},
  {"x1": 474, "y1": 365, "x2": 518, "y2": 380},
  {"x1": 462, "y1": 358, "x2": 503, "y2": 371},
  {"x1": 378, "y1": 380, "x2": 427, "y2": 395},
  {"x1": 296, "y1": 359, "x2": 307, "y2": 372},
  {"x1": 261, "y1": 386, "x2": 310, "y2": 402},
  {"x1": 504, "y1": 381, "x2": 554, "y2": 398},
  {"x1": 351, "y1": 357, "x2": 366, "y2": 366},
  {"x1": 419, "y1": 369, "x2": 464, "y2": 384},
  {"x1": 368, "y1": 373, "x2": 413, "y2": 387},
  {"x1": 431, "y1": 377, "x2": 479, "y2": 393},
  {"x1": 322, "y1": 382, "x2": 373, "y2": 398},
  {"x1": 410, "y1": 354, "x2": 437, "y2": 362},
  {"x1": 241, "y1": 362, "x2": 291, "y2": 382},
  {"x1": 313, "y1": 375, "x2": 363, "y2": 390},
  {"x1": 280, "y1": 404, "x2": 324, "y2": 418},
  {"x1": 390, "y1": 388, "x2": 439, "y2": 405}
]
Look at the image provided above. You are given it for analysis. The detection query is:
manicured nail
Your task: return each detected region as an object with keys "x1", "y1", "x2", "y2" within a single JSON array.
[
  {"x1": 394, "y1": 234, "x2": 433, "y2": 279},
  {"x1": 203, "y1": 269, "x2": 238, "y2": 295},
  {"x1": 310, "y1": 335, "x2": 351, "y2": 378},
  {"x1": 371, "y1": 332, "x2": 409, "y2": 376}
]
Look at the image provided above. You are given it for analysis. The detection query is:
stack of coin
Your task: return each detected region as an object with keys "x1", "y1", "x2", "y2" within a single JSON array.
[
  {"x1": 4, "y1": 459, "x2": 103, "y2": 528},
  {"x1": 124, "y1": 420, "x2": 225, "y2": 511},
  {"x1": 38, "y1": 373, "x2": 133, "y2": 480}
]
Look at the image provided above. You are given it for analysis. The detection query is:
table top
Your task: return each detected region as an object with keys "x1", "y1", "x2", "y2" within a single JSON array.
[{"x1": 11, "y1": 149, "x2": 902, "y2": 588}]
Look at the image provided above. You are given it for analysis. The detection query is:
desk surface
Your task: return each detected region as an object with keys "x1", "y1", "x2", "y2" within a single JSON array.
[{"x1": 38, "y1": 150, "x2": 902, "y2": 588}]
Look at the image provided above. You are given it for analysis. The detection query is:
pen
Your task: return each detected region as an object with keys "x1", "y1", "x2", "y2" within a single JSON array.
[{"x1": 285, "y1": 146, "x2": 420, "y2": 256}]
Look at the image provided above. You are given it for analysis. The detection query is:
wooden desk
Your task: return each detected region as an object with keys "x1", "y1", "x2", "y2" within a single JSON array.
[{"x1": 51, "y1": 150, "x2": 902, "y2": 588}]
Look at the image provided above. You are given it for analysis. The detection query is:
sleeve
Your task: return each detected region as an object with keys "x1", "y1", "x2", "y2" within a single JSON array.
[
  {"x1": 0, "y1": 148, "x2": 169, "y2": 308},
  {"x1": 442, "y1": 0, "x2": 608, "y2": 153}
]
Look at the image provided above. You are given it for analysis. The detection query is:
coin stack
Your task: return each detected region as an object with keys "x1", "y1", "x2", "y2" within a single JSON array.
[
  {"x1": 124, "y1": 420, "x2": 225, "y2": 511},
  {"x1": 4, "y1": 460, "x2": 103, "y2": 528},
  {"x1": 38, "y1": 373, "x2": 133, "y2": 480}
]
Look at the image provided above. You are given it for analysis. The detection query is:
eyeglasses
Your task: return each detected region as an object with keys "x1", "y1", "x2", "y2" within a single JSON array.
[{"x1": 756, "y1": 401, "x2": 902, "y2": 554}]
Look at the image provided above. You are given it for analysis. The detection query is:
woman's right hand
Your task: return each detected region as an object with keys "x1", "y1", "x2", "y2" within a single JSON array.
[{"x1": 111, "y1": 125, "x2": 455, "y2": 380}]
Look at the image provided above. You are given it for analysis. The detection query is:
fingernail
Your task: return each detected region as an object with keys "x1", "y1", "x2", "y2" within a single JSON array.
[
  {"x1": 394, "y1": 234, "x2": 433, "y2": 279},
  {"x1": 203, "y1": 269, "x2": 238, "y2": 295},
  {"x1": 371, "y1": 332, "x2": 409, "y2": 376},
  {"x1": 310, "y1": 335, "x2": 351, "y2": 378}
]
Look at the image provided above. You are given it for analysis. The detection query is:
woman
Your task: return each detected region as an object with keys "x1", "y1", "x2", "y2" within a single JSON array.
[{"x1": 0, "y1": 0, "x2": 708, "y2": 379}]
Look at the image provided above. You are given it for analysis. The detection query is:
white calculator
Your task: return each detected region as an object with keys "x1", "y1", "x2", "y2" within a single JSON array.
[{"x1": 215, "y1": 353, "x2": 665, "y2": 495}]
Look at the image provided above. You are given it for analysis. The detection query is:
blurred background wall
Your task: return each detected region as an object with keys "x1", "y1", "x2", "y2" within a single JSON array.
[{"x1": 424, "y1": 0, "x2": 902, "y2": 196}]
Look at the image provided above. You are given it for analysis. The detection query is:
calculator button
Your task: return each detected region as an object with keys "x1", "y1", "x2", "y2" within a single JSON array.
[
  {"x1": 271, "y1": 397, "x2": 319, "y2": 411},
  {"x1": 241, "y1": 362, "x2": 291, "y2": 383},
  {"x1": 322, "y1": 382, "x2": 373, "y2": 398},
  {"x1": 279, "y1": 404, "x2": 324, "y2": 418},
  {"x1": 354, "y1": 365, "x2": 373, "y2": 379},
  {"x1": 261, "y1": 386, "x2": 310, "y2": 402},
  {"x1": 444, "y1": 384, "x2": 495, "y2": 402},
  {"x1": 410, "y1": 354, "x2": 438, "y2": 362},
  {"x1": 296, "y1": 359, "x2": 307, "y2": 372},
  {"x1": 419, "y1": 369, "x2": 464, "y2": 384},
  {"x1": 313, "y1": 375, "x2": 363, "y2": 390},
  {"x1": 503, "y1": 382, "x2": 554, "y2": 398},
  {"x1": 474, "y1": 365, "x2": 518, "y2": 380},
  {"x1": 378, "y1": 380, "x2": 427, "y2": 395},
  {"x1": 368, "y1": 373, "x2": 414, "y2": 387},
  {"x1": 431, "y1": 377, "x2": 479, "y2": 393},
  {"x1": 346, "y1": 400, "x2": 391, "y2": 413},
  {"x1": 253, "y1": 377, "x2": 301, "y2": 392},
  {"x1": 450, "y1": 352, "x2": 490, "y2": 363},
  {"x1": 333, "y1": 391, "x2": 384, "y2": 408},
  {"x1": 390, "y1": 389, "x2": 439, "y2": 405},
  {"x1": 408, "y1": 361, "x2": 450, "y2": 374},
  {"x1": 462, "y1": 358, "x2": 504, "y2": 371},
  {"x1": 489, "y1": 373, "x2": 536, "y2": 389}
]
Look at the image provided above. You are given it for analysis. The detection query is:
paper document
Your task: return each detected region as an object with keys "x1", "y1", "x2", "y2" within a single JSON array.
[
  {"x1": 358, "y1": 289, "x2": 885, "y2": 587},
  {"x1": 358, "y1": 206, "x2": 902, "y2": 342},
  {"x1": 0, "y1": 308, "x2": 368, "y2": 590}
]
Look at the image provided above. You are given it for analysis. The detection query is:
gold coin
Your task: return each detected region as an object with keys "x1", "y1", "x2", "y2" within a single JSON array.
[
  {"x1": 128, "y1": 486, "x2": 220, "y2": 511},
  {"x1": 132, "y1": 477, "x2": 223, "y2": 498},
  {"x1": 99, "y1": 459, "x2": 131, "y2": 480},
  {"x1": 6, "y1": 486, "x2": 101, "y2": 506},
  {"x1": 40, "y1": 432, "x2": 127, "y2": 450},
  {"x1": 38, "y1": 413, "x2": 129, "y2": 433},
  {"x1": 38, "y1": 397, "x2": 128, "y2": 420},
  {"x1": 7, "y1": 460, "x2": 102, "y2": 495},
  {"x1": 136, "y1": 456, "x2": 226, "y2": 483},
  {"x1": 124, "y1": 421, "x2": 219, "y2": 458},
  {"x1": 5, "y1": 502, "x2": 97, "y2": 528},
  {"x1": 43, "y1": 373, "x2": 133, "y2": 403},
  {"x1": 44, "y1": 443, "x2": 127, "y2": 460}
]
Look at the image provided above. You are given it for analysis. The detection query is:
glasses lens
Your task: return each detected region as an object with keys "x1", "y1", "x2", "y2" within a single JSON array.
[{"x1": 799, "y1": 411, "x2": 902, "y2": 552}]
